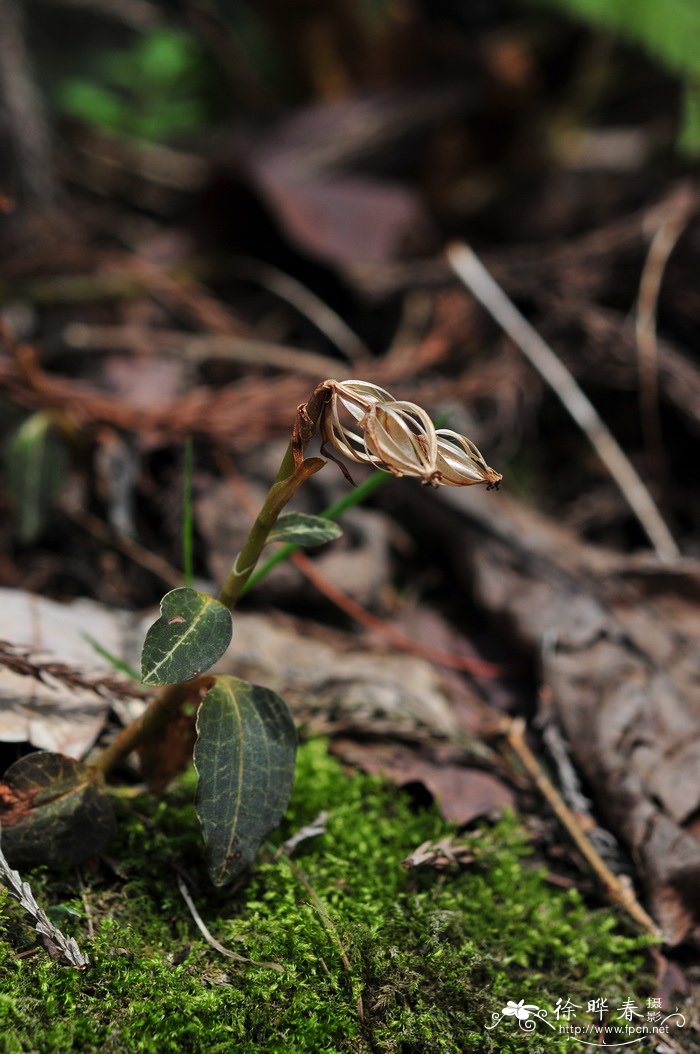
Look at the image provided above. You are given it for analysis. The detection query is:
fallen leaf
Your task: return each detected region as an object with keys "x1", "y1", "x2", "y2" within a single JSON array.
[
  {"x1": 402, "y1": 836, "x2": 476, "y2": 871},
  {"x1": 242, "y1": 91, "x2": 445, "y2": 270},
  {"x1": 0, "y1": 588, "x2": 142, "y2": 757},
  {"x1": 0, "y1": 751, "x2": 115, "y2": 868},
  {"x1": 415, "y1": 483, "x2": 700, "y2": 944},
  {"x1": 330, "y1": 739, "x2": 514, "y2": 826}
]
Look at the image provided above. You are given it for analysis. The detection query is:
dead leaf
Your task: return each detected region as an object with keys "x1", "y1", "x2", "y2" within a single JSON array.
[
  {"x1": 402, "y1": 836, "x2": 476, "y2": 871},
  {"x1": 0, "y1": 751, "x2": 115, "y2": 868},
  {"x1": 0, "y1": 588, "x2": 143, "y2": 757},
  {"x1": 412, "y1": 484, "x2": 700, "y2": 944},
  {"x1": 240, "y1": 91, "x2": 448, "y2": 269},
  {"x1": 330, "y1": 739, "x2": 514, "y2": 825},
  {"x1": 137, "y1": 694, "x2": 199, "y2": 792}
]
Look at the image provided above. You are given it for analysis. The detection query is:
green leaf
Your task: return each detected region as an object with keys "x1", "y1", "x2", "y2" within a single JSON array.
[
  {"x1": 194, "y1": 675, "x2": 296, "y2": 885},
  {"x1": 5, "y1": 412, "x2": 70, "y2": 544},
  {"x1": 267, "y1": 512, "x2": 343, "y2": 548},
  {"x1": 140, "y1": 587, "x2": 232, "y2": 686},
  {"x1": 0, "y1": 752, "x2": 115, "y2": 869},
  {"x1": 680, "y1": 77, "x2": 700, "y2": 155},
  {"x1": 539, "y1": 0, "x2": 700, "y2": 77}
]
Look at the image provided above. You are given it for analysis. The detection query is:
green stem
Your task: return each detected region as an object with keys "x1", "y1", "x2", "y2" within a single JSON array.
[
  {"x1": 240, "y1": 467, "x2": 391, "y2": 597},
  {"x1": 94, "y1": 444, "x2": 324, "y2": 778},
  {"x1": 93, "y1": 678, "x2": 202, "y2": 777},
  {"x1": 217, "y1": 447, "x2": 325, "y2": 610}
]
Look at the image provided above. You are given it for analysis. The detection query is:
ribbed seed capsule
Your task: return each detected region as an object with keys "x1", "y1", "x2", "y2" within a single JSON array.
[
  {"x1": 316, "y1": 379, "x2": 502, "y2": 490},
  {"x1": 434, "y1": 429, "x2": 502, "y2": 487},
  {"x1": 321, "y1": 380, "x2": 393, "y2": 466},
  {"x1": 363, "y1": 400, "x2": 439, "y2": 484}
]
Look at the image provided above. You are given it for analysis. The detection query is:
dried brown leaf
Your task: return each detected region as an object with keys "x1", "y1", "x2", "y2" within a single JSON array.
[{"x1": 330, "y1": 739, "x2": 514, "y2": 826}]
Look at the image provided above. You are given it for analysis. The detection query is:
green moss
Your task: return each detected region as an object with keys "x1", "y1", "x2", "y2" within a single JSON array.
[{"x1": 0, "y1": 740, "x2": 654, "y2": 1053}]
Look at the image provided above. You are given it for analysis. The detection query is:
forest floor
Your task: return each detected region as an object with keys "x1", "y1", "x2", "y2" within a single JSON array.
[{"x1": 1, "y1": 3, "x2": 699, "y2": 1052}]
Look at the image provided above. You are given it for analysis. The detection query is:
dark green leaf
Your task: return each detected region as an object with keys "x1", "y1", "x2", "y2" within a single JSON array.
[
  {"x1": 0, "y1": 752, "x2": 115, "y2": 868},
  {"x1": 5, "y1": 412, "x2": 70, "y2": 544},
  {"x1": 141, "y1": 587, "x2": 232, "y2": 686},
  {"x1": 267, "y1": 512, "x2": 342, "y2": 548},
  {"x1": 194, "y1": 675, "x2": 296, "y2": 885}
]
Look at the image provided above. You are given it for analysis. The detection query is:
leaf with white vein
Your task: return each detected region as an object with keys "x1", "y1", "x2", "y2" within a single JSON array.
[
  {"x1": 140, "y1": 587, "x2": 232, "y2": 686},
  {"x1": 193, "y1": 675, "x2": 296, "y2": 885},
  {"x1": 266, "y1": 512, "x2": 342, "y2": 548}
]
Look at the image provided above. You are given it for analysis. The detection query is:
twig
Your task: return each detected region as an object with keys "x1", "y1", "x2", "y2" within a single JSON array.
[
  {"x1": 0, "y1": 0, "x2": 55, "y2": 206},
  {"x1": 63, "y1": 503, "x2": 184, "y2": 590},
  {"x1": 0, "y1": 841, "x2": 90, "y2": 969},
  {"x1": 176, "y1": 875, "x2": 282, "y2": 970},
  {"x1": 291, "y1": 549, "x2": 502, "y2": 678},
  {"x1": 503, "y1": 717, "x2": 660, "y2": 937},
  {"x1": 227, "y1": 256, "x2": 371, "y2": 363},
  {"x1": 636, "y1": 186, "x2": 696, "y2": 474},
  {"x1": 60, "y1": 323, "x2": 345, "y2": 379},
  {"x1": 447, "y1": 242, "x2": 680, "y2": 561}
]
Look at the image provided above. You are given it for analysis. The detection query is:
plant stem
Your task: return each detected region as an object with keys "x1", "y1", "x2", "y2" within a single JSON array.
[
  {"x1": 240, "y1": 467, "x2": 391, "y2": 596},
  {"x1": 94, "y1": 678, "x2": 203, "y2": 776},
  {"x1": 217, "y1": 448, "x2": 325, "y2": 610},
  {"x1": 94, "y1": 444, "x2": 325, "y2": 778}
]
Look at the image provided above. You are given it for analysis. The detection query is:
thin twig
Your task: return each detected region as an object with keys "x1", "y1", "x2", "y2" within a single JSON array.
[
  {"x1": 447, "y1": 242, "x2": 680, "y2": 561},
  {"x1": 636, "y1": 186, "x2": 696, "y2": 475},
  {"x1": 63, "y1": 503, "x2": 184, "y2": 589},
  {"x1": 503, "y1": 717, "x2": 660, "y2": 937},
  {"x1": 291, "y1": 549, "x2": 503, "y2": 678},
  {"x1": 0, "y1": 0, "x2": 55, "y2": 206},
  {"x1": 60, "y1": 323, "x2": 345, "y2": 379},
  {"x1": 227, "y1": 257, "x2": 371, "y2": 363},
  {"x1": 176, "y1": 875, "x2": 282, "y2": 970}
]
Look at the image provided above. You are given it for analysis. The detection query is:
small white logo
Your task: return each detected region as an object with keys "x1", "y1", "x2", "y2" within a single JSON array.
[{"x1": 485, "y1": 994, "x2": 686, "y2": 1047}]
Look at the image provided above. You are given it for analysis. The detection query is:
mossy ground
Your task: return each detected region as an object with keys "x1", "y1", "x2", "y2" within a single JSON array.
[{"x1": 0, "y1": 740, "x2": 654, "y2": 1054}]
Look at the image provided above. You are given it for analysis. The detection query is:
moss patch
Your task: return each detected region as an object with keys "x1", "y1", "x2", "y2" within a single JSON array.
[{"x1": 0, "y1": 740, "x2": 653, "y2": 1053}]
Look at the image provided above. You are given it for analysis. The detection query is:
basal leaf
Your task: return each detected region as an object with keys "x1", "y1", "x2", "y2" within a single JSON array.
[
  {"x1": 267, "y1": 512, "x2": 342, "y2": 548},
  {"x1": 193, "y1": 675, "x2": 296, "y2": 885},
  {"x1": 0, "y1": 752, "x2": 115, "y2": 868},
  {"x1": 5, "y1": 412, "x2": 70, "y2": 544},
  {"x1": 141, "y1": 587, "x2": 232, "y2": 686}
]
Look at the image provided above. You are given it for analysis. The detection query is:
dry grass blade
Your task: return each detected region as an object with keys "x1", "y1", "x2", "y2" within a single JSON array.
[
  {"x1": 447, "y1": 242, "x2": 680, "y2": 561},
  {"x1": 0, "y1": 840, "x2": 90, "y2": 969},
  {"x1": 176, "y1": 875, "x2": 282, "y2": 971}
]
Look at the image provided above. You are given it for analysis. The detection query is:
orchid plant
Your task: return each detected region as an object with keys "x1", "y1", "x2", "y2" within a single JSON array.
[{"x1": 0, "y1": 381, "x2": 500, "y2": 883}]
